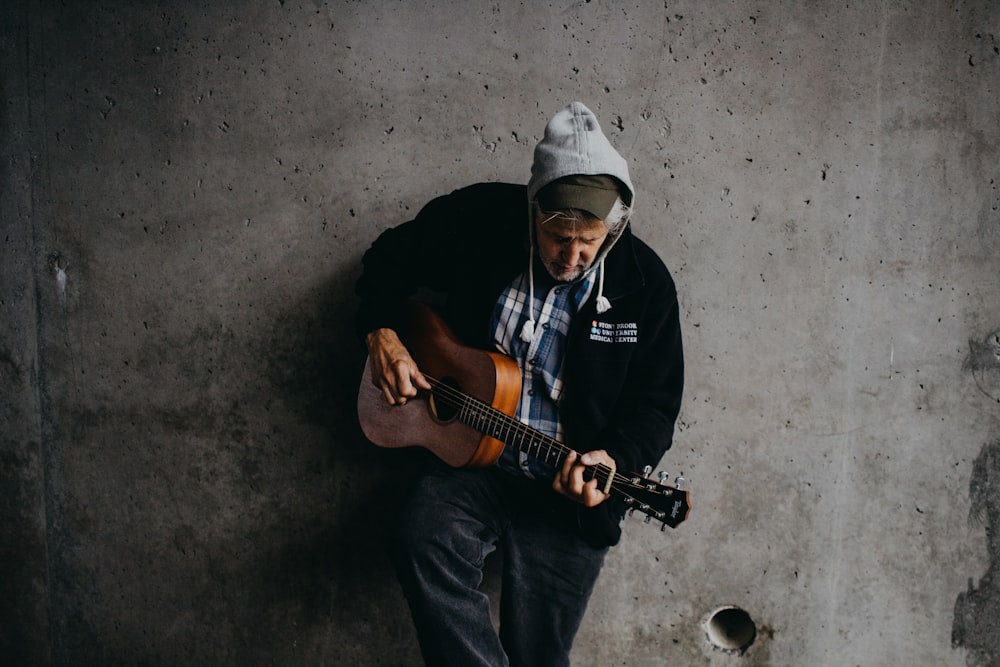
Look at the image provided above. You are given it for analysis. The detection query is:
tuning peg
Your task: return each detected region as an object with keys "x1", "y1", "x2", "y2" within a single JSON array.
[
  {"x1": 644, "y1": 515, "x2": 652, "y2": 524},
  {"x1": 658, "y1": 471, "x2": 669, "y2": 484},
  {"x1": 674, "y1": 475, "x2": 686, "y2": 489},
  {"x1": 642, "y1": 465, "x2": 652, "y2": 477}
]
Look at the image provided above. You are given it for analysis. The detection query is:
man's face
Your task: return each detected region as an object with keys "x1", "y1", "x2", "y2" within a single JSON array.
[{"x1": 534, "y1": 209, "x2": 609, "y2": 282}]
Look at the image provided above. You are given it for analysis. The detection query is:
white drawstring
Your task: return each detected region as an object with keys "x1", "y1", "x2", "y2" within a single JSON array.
[
  {"x1": 595, "y1": 260, "x2": 611, "y2": 314},
  {"x1": 520, "y1": 203, "x2": 538, "y2": 343},
  {"x1": 519, "y1": 254, "x2": 537, "y2": 343}
]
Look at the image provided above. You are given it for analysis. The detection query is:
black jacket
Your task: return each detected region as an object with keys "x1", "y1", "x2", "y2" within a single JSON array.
[{"x1": 355, "y1": 182, "x2": 684, "y2": 546}]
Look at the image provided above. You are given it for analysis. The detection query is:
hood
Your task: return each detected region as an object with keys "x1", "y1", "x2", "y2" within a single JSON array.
[{"x1": 528, "y1": 101, "x2": 634, "y2": 209}]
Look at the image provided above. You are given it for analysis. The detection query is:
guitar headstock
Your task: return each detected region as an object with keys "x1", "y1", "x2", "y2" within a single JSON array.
[{"x1": 616, "y1": 468, "x2": 691, "y2": 530}]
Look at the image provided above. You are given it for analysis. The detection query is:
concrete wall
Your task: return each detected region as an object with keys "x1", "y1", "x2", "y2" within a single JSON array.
[{"x1": 3, "y1": 1, "x2": 999, "y2": 665}]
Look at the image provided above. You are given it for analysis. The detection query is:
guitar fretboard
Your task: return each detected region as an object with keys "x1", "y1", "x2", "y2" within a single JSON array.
[{"x1": 426, "y1": 375, "x2": 614, "y2": 488}]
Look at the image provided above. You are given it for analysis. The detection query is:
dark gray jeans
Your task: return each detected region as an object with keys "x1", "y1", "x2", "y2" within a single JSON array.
[{"x1": 390, "y1": 461, "x2": 609, "y2": 667}]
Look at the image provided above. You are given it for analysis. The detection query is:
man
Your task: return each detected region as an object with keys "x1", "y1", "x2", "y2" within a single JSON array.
[{"x1": 355, "y1": 102, "x2": 684, "y2": 666}]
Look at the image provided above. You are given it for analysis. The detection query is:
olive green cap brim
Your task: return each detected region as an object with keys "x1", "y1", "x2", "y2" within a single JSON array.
[{"x1": 536, "y1": 174, "x2": 621, "y2": 220}]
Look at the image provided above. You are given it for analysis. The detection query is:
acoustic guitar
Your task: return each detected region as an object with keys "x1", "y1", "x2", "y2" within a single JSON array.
[{"x1": 357, "y1": 300, "x2": 691, "y2": 530}]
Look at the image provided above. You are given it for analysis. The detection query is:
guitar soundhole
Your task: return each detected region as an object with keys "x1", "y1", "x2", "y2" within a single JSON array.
[{"x1": 429, "y1": 377, "x2": 461, "y2": 422}]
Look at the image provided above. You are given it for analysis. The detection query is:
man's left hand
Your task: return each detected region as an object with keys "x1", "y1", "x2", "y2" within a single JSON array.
[{"x1": 552, "y1": 450, "x2": 616, "y2": 507}]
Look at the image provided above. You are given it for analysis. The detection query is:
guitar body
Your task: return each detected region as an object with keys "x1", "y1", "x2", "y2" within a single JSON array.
[
  {"x1": 357, "y1": 300, "x2": 521, "y2": 468},
  {"x1": 357, "y1": 300, "x2": 692, "y2": 529}
]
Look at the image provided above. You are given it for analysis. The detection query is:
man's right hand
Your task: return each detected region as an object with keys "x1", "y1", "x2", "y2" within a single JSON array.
[{"x1": 365, "y1": 328, "x2": 431, "y2": 406}]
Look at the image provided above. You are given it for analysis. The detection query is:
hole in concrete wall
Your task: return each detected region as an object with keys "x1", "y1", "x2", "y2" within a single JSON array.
[{"x1": 705, "y1": 605, "x2": 756, "y2": 654}]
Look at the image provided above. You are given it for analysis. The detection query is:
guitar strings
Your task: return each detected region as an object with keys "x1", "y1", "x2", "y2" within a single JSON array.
[
  {"x1": 422, "y1": 373, "x2": 615, "y2": 477},
  {"x1": 420, "y1": 373, "x2": 668, "y2": 517}
]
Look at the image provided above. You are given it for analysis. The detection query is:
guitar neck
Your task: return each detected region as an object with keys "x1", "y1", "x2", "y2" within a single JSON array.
[{"x1": 425, "y1": 376, "x2": 614, "y2": 486}]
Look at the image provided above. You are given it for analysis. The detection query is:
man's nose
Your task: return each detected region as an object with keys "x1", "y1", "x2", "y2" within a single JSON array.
[{"x1": 562, "y1": 242, "x2": 584, "y2": 264}]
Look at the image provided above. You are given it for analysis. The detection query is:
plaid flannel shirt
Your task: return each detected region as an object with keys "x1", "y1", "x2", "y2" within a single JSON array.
[{"x1": 491, "y1": 264, "x2": 596, "y2": 479}]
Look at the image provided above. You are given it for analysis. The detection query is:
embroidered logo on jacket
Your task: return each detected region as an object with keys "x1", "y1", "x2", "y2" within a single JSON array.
[{"x1": 589, "y1": 320, "x2": 638, "y2": 343}]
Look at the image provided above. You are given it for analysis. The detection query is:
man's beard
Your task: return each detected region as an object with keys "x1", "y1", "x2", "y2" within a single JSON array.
[{"x1": 542, "y1": 259, "x2": 590, "y2": 283}]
